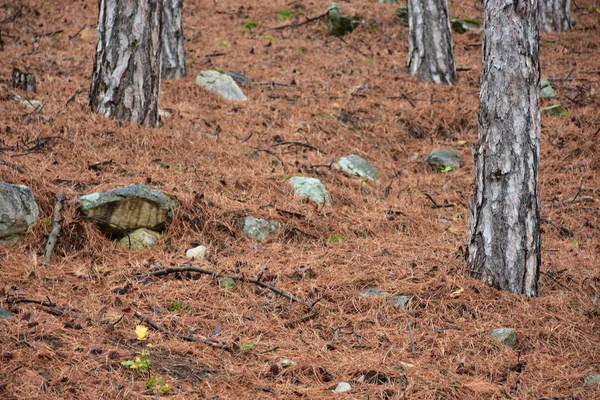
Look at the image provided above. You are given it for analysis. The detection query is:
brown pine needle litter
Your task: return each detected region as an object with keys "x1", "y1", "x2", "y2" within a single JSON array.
[{"x1": 1, "y1": 0, "x2": 599, "y2": 398}]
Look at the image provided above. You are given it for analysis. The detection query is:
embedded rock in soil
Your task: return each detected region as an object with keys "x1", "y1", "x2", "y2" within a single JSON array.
[
  {"x1": 389, "y1": 295, "x2": 412, "y2": 311},
  {"x1": 288, "y1": 176, "x2": 330, "y2": 206},
  {"x1": 333, "y1": 382, "x2": 352, "y2": 393},
  {"x1": 334, "y1": 154, "x2": 380, "y2": 181},
  {"x1": 0, "y1": 182, "x2": 40, "y2": 238},
  {"x1": 186, "y1": 245, "x2": 208, "y2": 260},
  {"x1": 489, "y1": 327, "x2": 518, "y2": 348},
  {"x1": 426, "y1": 149, "x2": 464, "y2": 170},
  {"x1": 327, "y1": 3, "x2": 360, "y2": 37},
  {"x1": 539, "y1": 78, "x2": 556, "y2": 98},
  {"x1": 117, "y1": 228, "x2": 161, "y2": 250},
  {"x1": 0, "y1": 307, "x2": 15, "y2": 320},
  {"x1": 242, "y1": 216, "x2": 281, "y2": 241},
  {"x1": 77, "y1": 184, "x2": 178, "y2": 235},
  {"x1": 195, "y1": 70, "x2": 247, "y2": 101}
]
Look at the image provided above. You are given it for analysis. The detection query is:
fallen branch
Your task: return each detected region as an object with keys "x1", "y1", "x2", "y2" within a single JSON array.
[
  {"x1": 8, "y1": 297, "x2": 83, "y2": 319},
  {"x1": 423, "y1": 193, "x2": 454, "y2": 209},
  {"x1": 42, "y1": 191, "x2": 65, "y2": 264},
  {"x1": 134, "y1": 311, "x2": 233, "y2": 352},
  {"x1": 259, "y1": 10, "x2": 329, "y2": 35},
  {"x1": 134, "y1": 265, "x2": 308, "y2": 306}
]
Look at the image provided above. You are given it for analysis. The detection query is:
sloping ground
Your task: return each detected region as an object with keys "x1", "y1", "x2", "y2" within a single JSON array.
[{"x1": 0, "y1": 1, "x2": 599, "y2": 398}]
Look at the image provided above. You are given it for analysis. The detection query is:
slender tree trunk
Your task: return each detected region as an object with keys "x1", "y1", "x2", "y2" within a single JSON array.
[
  {"x1": 89, "y1": 0, "x2": 163, "y2": 127},
  {"x1": 162, "y1": 0, "x2": 186, "y2": 79},
  {"x1": 538, "y1": 0, "x2": 571, "y2": 32},
  {"x1": 467, "y1": 0, "x2": 541, "y2": 297},
  {"x1": 407, "y1": 0, "x2": 456, "y2": 85}
]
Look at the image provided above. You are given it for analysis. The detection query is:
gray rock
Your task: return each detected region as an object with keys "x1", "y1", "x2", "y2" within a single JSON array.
[
  {"x1": 224, "y1": 71, "x2": 250, "y2": 87},
  {"x1": 426, "y1": 149, "x2": 464, "y2": 170},
  {"x1": 288, "y1": 177, "x2": 330, "y2": 206},
  {"x1": 360, "y1": 286, "x2": 389, "y2": 297},
  {"x1": 242, "y1": 216, "x2": 281, "y2": 241},
  {"x1": 0, "y1": 234, "x2": 21, "y2": 247},
  {"x1": 335, "y1": 154, "x2": 380, "y2": 181},
  {"x1": 195, "y1": 70, "x2": 247, "y2": 101},
  {"x1": 77, "y1": 184, "x2": 178, "y2": 234},
  {"x1": 117, "y1": 228, "x2": 161, "y2": 250},
  {"x1": 584, "y1": 374, "x2": 600, "y2": 385},
  {"x1": 0, "y1": 182, "x2": 40, "y2": 238},
  {"x1": 328, "y1": 3, "x2": 361, "y2": 37},
  {"x1": 0, "y1": 307, "x2": 15, "y2": 320},
  {"x1": 186, "y1": 245, "x2": 208, "y2": 260},
  {"x1": 333, "y1": 382, "x2": 352, "y2": 393},
  {"x1": 489, "y1": 327, "x2": 518, "y2": 348},
  {"x1": 389, "y1": 295, "x2": 412, "y2": 311},
  {"x1": 539, "y1": 79, "x2": 556, "y2": 98}
]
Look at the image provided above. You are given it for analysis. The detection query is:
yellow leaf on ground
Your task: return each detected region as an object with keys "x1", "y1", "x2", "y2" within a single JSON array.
[
  {"x1": 136, "y1": 325, "x2": 148, "y2": 341},
  {"x1": 449, "y1": 287, "x2": 464, "y2": 298}
]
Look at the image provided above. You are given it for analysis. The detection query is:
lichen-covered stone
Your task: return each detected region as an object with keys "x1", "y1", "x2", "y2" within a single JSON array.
[
  {"x1": 489, "y1": 327, "x2": 518, "y2": 348},
  {"x1": 242, "y1": 216, "x2": 281, "y2": 241},
  {"x1": 0, "y1": 182, "x2": 40, "y2": 238},
  {"x1": 426, "y1": 149, "x2": 464, "y2": 170},
  {"x1": 117, "y1": 228, "x2": 161, "y2": 250},
  {"x1": 195, "y1": 70, "x2": 247, "y2": 101},
  {"x1": 335, "y1": 154, "x2": 380, "y2": 181},
  {"x1": 288, "y1": 177, "x2": 330, "y2": 206}
]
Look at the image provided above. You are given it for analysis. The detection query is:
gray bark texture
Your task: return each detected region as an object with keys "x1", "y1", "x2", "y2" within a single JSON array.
[
  {"x1": 467, "y1": 0, "x2": 541, "y2": 297},
  {"x1": 407, "y1": 0, "x2": 456, "y2": 85},
  {"x1": 89, "y1": 0, "x2": 163, "y2": 127},
  {"x1": 538, "y1": 0, "x2": 571, "y2": 32},
  {"x1": 161, "y1": 0, "x2": 186, "y2": 79}
]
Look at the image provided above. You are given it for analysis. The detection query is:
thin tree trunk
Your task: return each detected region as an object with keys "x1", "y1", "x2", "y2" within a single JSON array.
[
  {"x1": 407, "y1": 0, "x2": 456, "y2": 85},
  {"x1": 467, "y1": 0, "x2": 541, "y2": 297},
  {"x1": 162, "y1": 0, "x2": 186, "y2": 79},
  {"x1": 538, "y1": 0, "x2": 571, "y2": 32},
  {"x1": 89, "y1": 0, "x2": 163, "y2": 127}
]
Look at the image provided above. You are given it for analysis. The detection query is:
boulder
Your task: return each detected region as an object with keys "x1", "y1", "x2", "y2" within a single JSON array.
[
  {"x1": 288, "y1": 177, "x2": 330, "y2": 206},
  {"x1": 0, "y1": 182, "x2": 40, "y2": 238},
  {"x1": 195, "y1": 71, "x2": 247, "y2": 101},
  {"x1": 77, "y1": 184, "x2": 178, "y2": 234},
  {"x1": 334, "y1": 154, "x2": 380, "y2": 181},
  {"x1": 117, "y1": 228, "x2": 161, "y2": 250},
  {"x1": 242, "y1": 216, "x2": 281, "y2": 241},
  {"x1": 426, "y1": 149, "x2": 464, "y2": 170}
]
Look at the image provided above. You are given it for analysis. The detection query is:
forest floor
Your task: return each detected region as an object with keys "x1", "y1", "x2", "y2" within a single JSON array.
[{"x1": 1, "y1": 1, "x2": 599, "y2": 399}]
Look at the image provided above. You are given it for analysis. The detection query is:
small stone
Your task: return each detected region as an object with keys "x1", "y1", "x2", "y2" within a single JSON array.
[
  {"x1": 278, "y1": 359, "x2": 297, "y2": 368},
  {"x1": 334, "y1": 154, "x2": 380, "y2": 181},
  {"x1": 584, "y1": 374, "x2": 600, "y2": 385},
  {"x1": 117, "y1": 228, "x2": 161, "y2": 250},
  {"x1": 195, "y1": 70, "x2": 247, "y2": 101},
  {"x1": 426, "y1": 149, "x2": 464, "y2": 170},
  {"x1": 218, "y1": 277, "x2": 236, "y2": 289},
  {"x1": 242, "y1": 216, "x2": 281, "y2": 241},
  {"x1": 539, "y1": 79, "x2": 556, "y2": 98},
  {"x1": 158, "y1": 109, "x2": 172, "y2": 118},
  {"x1": 288, "y1": 176, "x2": 330, "y2": 205},
  {"x1": 333, "y1": 382, "x2": 352, "y2": 393},
  {"x1": 360, "y1": 286, "x2": 389, "y2": 297},
  {"x1": 0, "y1": 307, "x2": 15, "y2": 320},
  {"x1": 20, "y1": 99, "x2": 44, "y2": 110},
  {"x1": 186, "y1": 245, "x2": 208, "y2": 260},
  {"x1": 389, "y1": 295, "x2": 412, "y2": 311},
  {"x1": 489, "y1": 327, "x2": 518, "y2": 348}
]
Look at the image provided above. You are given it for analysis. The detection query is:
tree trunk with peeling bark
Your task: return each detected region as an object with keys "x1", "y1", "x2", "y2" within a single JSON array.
[
  {"x1": 407, "y1": 0, "x2": 456, "y2": 85},
  {"x1": 467, "y1": 0, "x2": 541, "y2": 297},
  {"x1": 162, "y1": 0, "x2": 185, "y2": 79},
  {"x1": 538, "y1": 0, "x2": 571, "y2": 32},
  {"x1": 89, "y1": 0, "x2": 162, "y2": 127}
]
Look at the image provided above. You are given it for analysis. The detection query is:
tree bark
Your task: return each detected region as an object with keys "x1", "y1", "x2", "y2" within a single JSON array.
[
  {"x1": 407, "y1": 0, "x2": 456, "y2": 85},
  {"x1": 538, "y1": 0, "x2": 571, "y2": 32},
  {"x1": 89, "y1": 0, "x2": 162, "y2": 127},
  {"x1": 467, "y1": 0, "x2": 541, "y2": 297},
  {"x1": 162, "y1": 0, "x2": 186, "y2": 79}
]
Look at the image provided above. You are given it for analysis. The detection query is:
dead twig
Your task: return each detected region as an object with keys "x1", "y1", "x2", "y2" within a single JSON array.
[
  {"x1": 8, "y1": 297, "x2": 82, "y2": 319},
  {"x1": 423, "y1": 193, "x2": 454, "y2": 208},
  {"x1": 270, "y1": 141, "x2": 326, "y2": 154},
  {"x1": 259, "y1": 10, "x2": 329, "y2": 35},
  {"x1": 42, "y1": 191, "x2": 65, "y2": 264},
  {"x1": 540, "y1": 271, "x2": 571, "y2": 291},
  {"x1": 0, "y1": 157, "x2": 25, "y2": 173},
  {"x1": 283, "y1": 312, "x2": 318, "y2": 328},
  {"x1": 134, "y1": 265, "x2": 309, "y2": 306},
  {"x1": 133, "y1": 311, "x2": 233, "y2": 352},
  {"x1": 407, "y1": 321, "x2": 416, "y2": 354},
  {"x1": 68, "y1": 25, "x2": 86, "y2": 40}
]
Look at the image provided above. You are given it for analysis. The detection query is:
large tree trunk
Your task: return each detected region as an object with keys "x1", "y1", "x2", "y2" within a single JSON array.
[
  {"x1": 161, "y1": 0, "x2": 186, "y2": 79},
  {"x1": 407, "y1": 0, "x2": 456, "y2": 85},
  {"x1": 467, "y1": 0, "x2": 541, "y2": 297},
  {"x1": 538, "y1": 0, "x2": 571, "y2": 32},
  {"x1": 89, "y1": 0, "x2": 163, "y2": 127}
]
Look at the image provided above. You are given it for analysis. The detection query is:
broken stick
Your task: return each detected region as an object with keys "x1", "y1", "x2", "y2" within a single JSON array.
[{"x1": 42, "y1": 191, "x2": 65, "y2": 264}]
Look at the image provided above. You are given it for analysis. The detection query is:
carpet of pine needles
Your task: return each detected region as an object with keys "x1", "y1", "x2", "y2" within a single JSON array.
[{"x1": 1, "y1": 1, "x2": 599, "y2": 399}]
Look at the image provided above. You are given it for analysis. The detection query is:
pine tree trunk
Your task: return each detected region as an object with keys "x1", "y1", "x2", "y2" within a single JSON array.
[
  {"x1": 407, "y1": 0, "x2": 456, "y2": 85},
  {"x1": 162, "y1": 0, "x2": 186, "y2": 79},
  {"x1": 89, "y1": 0, "x2": 163, "y2": 127},
  {"x1": 538, "y1": 0, "x2": 571, "y2": 32},
  {"x1": 467, "y1": 0, "x2": 541, "y2": 297}
]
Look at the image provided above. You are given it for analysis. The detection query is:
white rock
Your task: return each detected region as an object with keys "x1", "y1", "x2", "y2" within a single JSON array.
[
  {"x1": 334, "y1": 382, "x2": 352, "y2": 393},
  {"x1": 195, "y1": 70, "x2": 247, "y2": 102},
  {"x1": 186, "y1": 245, "x2": 207, "y2": 260}
]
